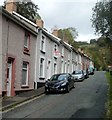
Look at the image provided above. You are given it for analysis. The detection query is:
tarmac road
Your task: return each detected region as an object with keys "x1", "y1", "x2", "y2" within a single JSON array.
[{"x1": 3, "y1": 71, "x2": 108, "y2": 118}]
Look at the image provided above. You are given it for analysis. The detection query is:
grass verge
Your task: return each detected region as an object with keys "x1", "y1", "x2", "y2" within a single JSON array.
[{"x1": 106, "y1": 71, "x2": 112, "y2": 118}]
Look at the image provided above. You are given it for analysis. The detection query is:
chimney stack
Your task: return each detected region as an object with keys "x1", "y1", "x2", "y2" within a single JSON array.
[
  {"x1": 78, "y1": 48, "x2": 81, "y2": 52},
  {"x1": 5, "y1": 0, "x2": 17, "y2": 13},
  {"x1": 78, "y1": 48, "x2": 84, "y2": 54},
  {"x1": 36, "y1": 19, "x2": 44, "y2": 28},
  {"x1": 52, "y1": 29, "x2": 58, "y2": 37}
]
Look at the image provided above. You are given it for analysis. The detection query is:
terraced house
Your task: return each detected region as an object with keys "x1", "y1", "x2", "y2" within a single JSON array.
[
  {"x1": 35, "y1": 26, "x2": 61, "y2": 88},
  {"x1": 1, "y1": 2, "x2": 37, "y2": 96},
  {"x1": 0, "y1": 0, "x2": 92, "y2": 96}
]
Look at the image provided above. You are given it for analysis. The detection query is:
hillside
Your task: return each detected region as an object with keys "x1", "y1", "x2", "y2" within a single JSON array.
[{"x1": 76, "y1": 37, "x2": 112, "y2": 70}]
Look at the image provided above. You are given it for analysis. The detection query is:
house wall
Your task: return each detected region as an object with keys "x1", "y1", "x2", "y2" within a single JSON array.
[
  {"x1": 35, "y1": 30, "x2": 47, "y2": 88},
  {"x1": 63, "y1": 47, "x2": 71, "y2": 73},
  {"x1": 58, "y1": 44, "x2": 64, "y2": 73},
  {"x1": 87, "y1": 58, "x2": 90, "y2": 69},
  {"x1": 71, "y1": 50, "x2": 78, "y2": 72},
  {"x1": 2, "y1": 15, "x2": 36, "y2": 95},
  {"x1": 77, "y1": 53, "x2": 82, "y2": 70},
  {"x1": 52, "y1": 42, "x2": 60, "y2": 75},
  {"x1": 75, "y1": 52, "x2": 79, "y2": 71},
  {"x1": 84, "y1": 56, "x2": 88, "y2": 70},
  {"x1": 61, "y1": 47, "x2": 67, "y2": 73},
  {"x1": 58, "y1": 44, "x2": 67, "y2": 73},
  {"x1": 35, "y1": 30, "x2": 60, "y2": 88},
  {"x1": 89, "y1": 61, "x2": 94, "y2": 68},
  {"x1": 0, "y1": 13, "x2": 2, "y2": 95},
  {"x1": 81, "y1": 54, "x2": 84, "y2": 70}
]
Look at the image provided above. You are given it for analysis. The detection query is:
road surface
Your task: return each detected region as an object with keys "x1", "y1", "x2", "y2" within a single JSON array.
[{"x1": 3, "y1": 71, "x2": 108, "y2": 118}]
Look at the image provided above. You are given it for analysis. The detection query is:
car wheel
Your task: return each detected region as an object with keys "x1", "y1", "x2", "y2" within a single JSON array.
[
  {"x1": 45, "y1": 91, "x2": 50, "y2": 95},
  {"x1": 66, "y1": 85, "x2": 70, "y2": 93},
  {"x1": 45, "y1": 89, "x2": 49, "y2": 95},
  {"x1": 73, "y1": 82, "x2": 76, "y2": 88}
]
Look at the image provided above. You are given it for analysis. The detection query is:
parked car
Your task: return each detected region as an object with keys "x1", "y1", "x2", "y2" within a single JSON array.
[
  {"x1": 83, "y1": 70, "x2": 89, "y2": 79},
  {"x1": 72, "y1": 70, "x2": 84, "y2": 82},
  {"x1": 45, "y1": 73, "x2": 75, "y2": 94},
  {"x1": 88, "y1": 67, "x2": 94, "y2": 75}
]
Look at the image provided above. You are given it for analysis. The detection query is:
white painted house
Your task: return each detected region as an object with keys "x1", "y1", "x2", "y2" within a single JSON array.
[{"x1": 34, "y1": 26, "x2": 61, "y2": 88}]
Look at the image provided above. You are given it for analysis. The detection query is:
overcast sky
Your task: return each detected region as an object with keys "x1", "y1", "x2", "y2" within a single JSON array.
[{"x1": 0, "y1": 0, "x2": 100, "y2": 43}]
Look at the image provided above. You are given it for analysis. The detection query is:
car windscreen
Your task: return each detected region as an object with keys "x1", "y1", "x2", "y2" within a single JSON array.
[
  {"x1": 75, "y1": 71, "x2": 82, "y2": 74},
  {"x1": 50, "y1": 74, "x2": 67, "y2": 81}
]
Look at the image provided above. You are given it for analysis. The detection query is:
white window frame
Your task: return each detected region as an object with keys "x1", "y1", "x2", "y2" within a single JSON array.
[
  {"x1": 54, "y1": 63, "x2": 57, "y2": 74},
  {"x1": 22, "y1": 62, "x2": 29, "y2": 86},
  {"x1": 39, "y1": 56, "x2": 45, "y2": 78},
  {"x1": 54, "y1": 44, "x2": 57, "y2": 51},
  {"x1": 24, "y1": 32, "x2": 29, "y2": 49},
  {"x1": 67, "y1": 62, "x2": 70, "y2": 73},
  {"x1": 61, "y1": 59, "x2": 64, "y2": 73},
  {"x1": 54, "y1": 44, "x2": 58, "y2": 58},
  {"x1": 47, "y1": 59, "x2": 51, "y2": 79},
  {"x1": 40, "y1": 34, "x2": 46, "y2": 53},
  {"x1": 64, "y1": 61, "x2": 67, "y2": 73},
  {"x1": 72, "y1": 63, "x2": 74, "y2": 72},
  {"x1": 53, "y1": 59, "x2": 57, "y2": 74}
]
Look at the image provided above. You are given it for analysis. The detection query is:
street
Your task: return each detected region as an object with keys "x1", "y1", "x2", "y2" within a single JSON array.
[{"x1": 3, "y1": 71, "x2": 108, "y2": 118}]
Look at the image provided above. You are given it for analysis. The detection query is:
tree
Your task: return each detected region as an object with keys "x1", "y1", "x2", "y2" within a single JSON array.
[
  {"x1": 58, "y1": 27, "x2": 78, "y2": 48},
  {"x1": 97, "y1": 37, "x2": 106, "y2": 47},
  {"x1": 4, "y1": 0, "x2": 41, "y2": 23},
  {"x1": 90, "y1": 39, "x2": 97, "y2": 44},
  {"x1": 91, "y1": 0, "x2": 112, "y2": 38},
  {"x1": 91, "y1": 0, "x2": 112, "y2": 67}
]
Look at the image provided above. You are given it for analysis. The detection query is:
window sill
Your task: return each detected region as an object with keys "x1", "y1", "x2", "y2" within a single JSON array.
[
  {"x1": 40, "y1": 50, "x2": 46, "y2": 54},
  {"x1": 24, "y1": 47, "x2": 29, "y2": 51},
  {"x1": 61, "y1": 55, "x2": 64, "y2": 58},
  {"x1": 23, "y1": 50, "x2": 30, "y2": 56},
  {"x1": 54, "y1": 56, "x2": 58, "y2": 59},
  {"x1": 21, "y1": 85, "x2": 29, "y2": 88}
]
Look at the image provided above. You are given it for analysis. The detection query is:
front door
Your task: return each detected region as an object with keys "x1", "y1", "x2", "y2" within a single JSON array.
[{"x1": 7, "y1": 59, "x2": 13, "y2": 96}]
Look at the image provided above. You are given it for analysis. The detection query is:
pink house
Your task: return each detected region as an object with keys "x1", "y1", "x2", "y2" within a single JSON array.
[{"x1": 1, "y1": 3, "x2": 37, "y2": 96}]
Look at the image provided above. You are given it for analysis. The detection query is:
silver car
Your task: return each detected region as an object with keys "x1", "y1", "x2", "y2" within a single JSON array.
[{"x1": 72, "y1": 70, "x2": 84, "y2": 82}]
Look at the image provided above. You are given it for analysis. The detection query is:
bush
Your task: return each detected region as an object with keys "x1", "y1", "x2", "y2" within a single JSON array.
[{"x1": 106, "y1": 72, "x2": 112, "y2": 118}]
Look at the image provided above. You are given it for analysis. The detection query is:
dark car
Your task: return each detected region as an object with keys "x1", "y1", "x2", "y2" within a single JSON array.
[
  {"x1": 45, "y1": 73, "x2": 75, "y2": 94},
  {"x1": 83, "y1": 70, "x2": 89, "y2": 79},
  {"x1": 72, "y1": 70, "x2": 85, "y2": 82}
]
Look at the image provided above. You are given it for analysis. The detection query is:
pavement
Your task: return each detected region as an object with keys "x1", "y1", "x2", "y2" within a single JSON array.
[{"x1": 0, "y1": 87, "x2": 45, "y2": 112}]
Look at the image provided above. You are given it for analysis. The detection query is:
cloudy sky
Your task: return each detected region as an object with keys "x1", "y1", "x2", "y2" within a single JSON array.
[{"x1": 0, "y1": 0, "x2": 100, "y2": 43}]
